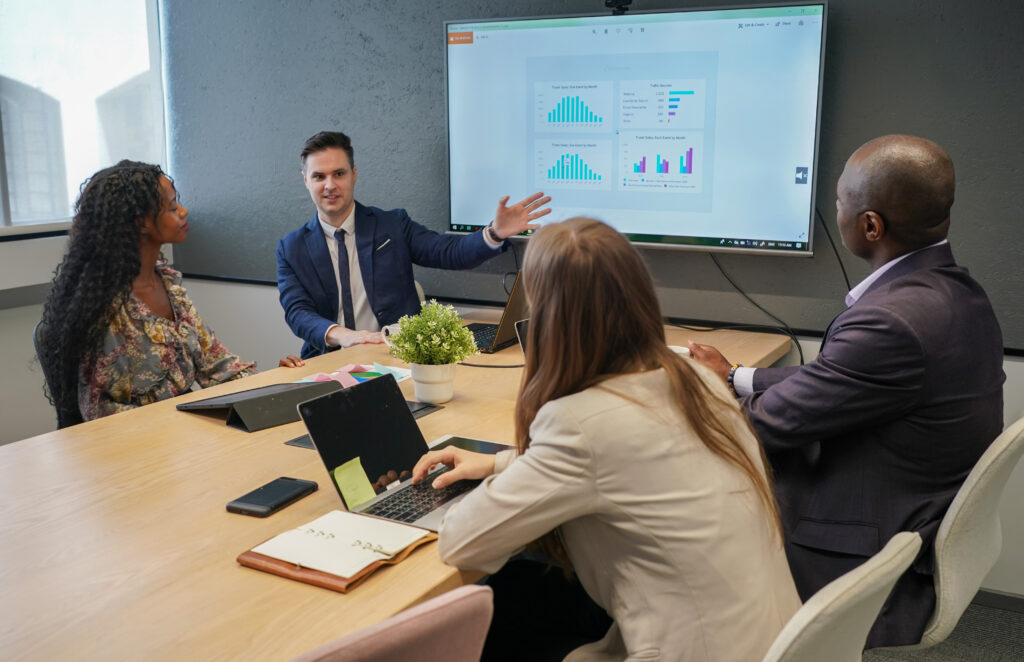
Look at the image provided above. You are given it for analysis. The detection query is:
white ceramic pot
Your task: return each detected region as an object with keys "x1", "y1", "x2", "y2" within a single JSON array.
[{"x1": 410, "y1": 363, "x2": 457, "y2": 404}]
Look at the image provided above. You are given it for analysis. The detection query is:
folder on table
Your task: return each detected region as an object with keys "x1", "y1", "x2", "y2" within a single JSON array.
[{"x1": 176, "y1": 381, "x2": 343, "y2": 432}]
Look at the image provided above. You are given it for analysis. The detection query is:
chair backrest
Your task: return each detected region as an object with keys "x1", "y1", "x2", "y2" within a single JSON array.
[
  {"x1": 33, "y1": 319, "x2": 45, "y2": 361},
  {"x1": 290, "y1": 584, "x2": 494, "y2": 662},
  {"x1": 905, "y1": 414, "x2": 1024, "y2": 648},
  {"x1": 34, "y1": 318, "x2": 57, "y2": 398},
  {"x1": 762, "y1": 531, "x2": 922, "y2": 662}
]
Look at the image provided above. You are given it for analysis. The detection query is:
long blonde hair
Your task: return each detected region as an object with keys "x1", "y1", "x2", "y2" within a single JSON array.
[{"x1": 515, "y1": 218, "x2": 781, "y2": 567}]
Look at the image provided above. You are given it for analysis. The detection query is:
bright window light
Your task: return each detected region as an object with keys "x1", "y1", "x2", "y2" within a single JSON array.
[{"x1": 0, "y1": 0, "x2": 165, "y2": 233}]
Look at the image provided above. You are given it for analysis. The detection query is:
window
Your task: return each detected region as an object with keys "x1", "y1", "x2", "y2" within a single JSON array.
[{"x1": 0, "y1": 0, "x2": 165, "y2": 236}]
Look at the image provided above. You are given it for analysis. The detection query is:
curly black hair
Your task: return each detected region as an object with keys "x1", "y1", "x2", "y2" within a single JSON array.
[{"x1": 38, "y1": 160, "x2": 166, "y2": 428}]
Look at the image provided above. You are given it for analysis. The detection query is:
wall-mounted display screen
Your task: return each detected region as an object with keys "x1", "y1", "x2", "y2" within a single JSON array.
[{"x1": 446, "y1": 3, "x2": 827, "y2": 255}]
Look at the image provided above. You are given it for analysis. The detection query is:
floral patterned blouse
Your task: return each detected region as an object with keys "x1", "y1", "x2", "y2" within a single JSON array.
[{"x1": 78, "y1": 264, "x2": 256, "y2": 421}]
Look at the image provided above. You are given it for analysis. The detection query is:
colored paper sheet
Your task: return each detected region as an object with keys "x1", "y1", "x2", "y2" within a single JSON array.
[
  {"x1": 296, "y1": 372, "x2": 337, "y2": 383},
  {"x1": 372, "y1": 362, "x2": 412, "y2": 382},
  {"x1": 337, "y1": 364, "x2": 372, "y2": 373},
  {"x1": 333, "y1": 457, "x2": 377, "y2": 509},
  {"x1": 295, "y1": 370, "x2": 359, "y2": 387},
  {"x1": 296, "y1": 363, "x2": 409, "y2": 386},
  {"x1": 330, "y1": 371, "x2": 360, "y2": 387}
]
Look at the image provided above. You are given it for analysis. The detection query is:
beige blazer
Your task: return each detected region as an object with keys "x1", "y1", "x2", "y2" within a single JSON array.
[{"x1": 439, "y1": 366, "x2": 800, "y2": 661}]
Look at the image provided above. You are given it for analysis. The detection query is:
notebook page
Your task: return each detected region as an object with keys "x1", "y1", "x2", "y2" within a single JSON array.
[{"x1": 252, "y1": 510, "x2": 430, "y2": 579}]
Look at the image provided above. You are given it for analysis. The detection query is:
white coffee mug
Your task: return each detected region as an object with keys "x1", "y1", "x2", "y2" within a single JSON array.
[{"x1": 381, "y1": 323, "x2": 401, "y2": 347}]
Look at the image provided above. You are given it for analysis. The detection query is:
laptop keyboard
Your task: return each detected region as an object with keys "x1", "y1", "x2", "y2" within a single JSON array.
[
  {"x1": 465, "y1": 323, "x2": 498, "y2": 349},
  {"x1": 362, "y1": 468, "x2": 473, "y2": 523}
]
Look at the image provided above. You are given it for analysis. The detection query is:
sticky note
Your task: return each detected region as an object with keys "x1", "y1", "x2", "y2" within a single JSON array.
[{"x1": 333, "y1": 457, "x2": 377, "y2": 509}]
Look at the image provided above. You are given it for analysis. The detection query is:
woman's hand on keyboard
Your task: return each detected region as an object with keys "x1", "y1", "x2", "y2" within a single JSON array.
[{"x1": 412, "y1": 447, "x2": 496, "y2": 490}]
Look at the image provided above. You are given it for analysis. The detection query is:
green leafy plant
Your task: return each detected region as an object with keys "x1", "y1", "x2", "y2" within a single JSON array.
[{"x1": 387, "y1": 300, "x2": 478, "y2": 365}]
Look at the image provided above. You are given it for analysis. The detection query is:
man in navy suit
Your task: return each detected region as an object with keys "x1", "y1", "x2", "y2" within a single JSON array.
[
  {"x1": 277, "y1": 131, "x2": 551, "y2": 358},
  {"x1": 689, "y1": 135, "x2": 1004, "y2": 647}
]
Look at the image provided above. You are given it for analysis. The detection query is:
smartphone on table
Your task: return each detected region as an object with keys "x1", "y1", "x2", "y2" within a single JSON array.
[{"x1": 226, "y1": 476, "x2": 318, "y2": 517}]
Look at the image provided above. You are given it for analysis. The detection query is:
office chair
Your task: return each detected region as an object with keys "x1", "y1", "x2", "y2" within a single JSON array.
[
  {"x1": 33, "y1": 319, "x2": 56, "y2": 396},
  {"x1": 761, "y1": 531, "x2": 922, "y2": 662},
  {"x1": 885, "y1": 414, "x2": 1024, "y2": 650},
  {"x1": 32, "y1": 319, "x2": 44, "y2": 362},
  {"x1": 290, "y1": 584, "x2": 494, "y2": 662}
]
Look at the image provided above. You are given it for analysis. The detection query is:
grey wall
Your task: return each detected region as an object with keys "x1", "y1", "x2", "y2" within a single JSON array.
[{"x1": 163, "y1": 0, "x2": 1024, "y2": 348}]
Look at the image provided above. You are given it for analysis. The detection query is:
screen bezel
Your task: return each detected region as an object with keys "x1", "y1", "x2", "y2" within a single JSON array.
[{"x1": 443, "y1": 2, "x2": 828, "y2": 258}]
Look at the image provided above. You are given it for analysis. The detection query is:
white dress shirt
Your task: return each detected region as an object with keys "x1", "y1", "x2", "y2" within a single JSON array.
[
  {"x1": 319, "y1": 211, "x2": 503, "y2": 345},
  {"x1": 319, "y1": 209, "x2": 380, "y2": 338}
]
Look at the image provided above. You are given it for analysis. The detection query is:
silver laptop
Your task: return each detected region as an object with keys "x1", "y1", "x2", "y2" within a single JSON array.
[{"x1": 297, "y1": 373, "x2": 478, "y2": 531}]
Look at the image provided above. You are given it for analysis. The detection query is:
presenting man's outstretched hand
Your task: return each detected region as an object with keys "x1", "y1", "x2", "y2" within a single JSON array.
[{"x1": 491, "y1": 192, "x2": 552, "y2": 239}]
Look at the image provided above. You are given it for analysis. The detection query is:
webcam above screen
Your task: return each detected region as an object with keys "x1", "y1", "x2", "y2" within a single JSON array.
[{"x1": 446, "y1": 3, "x2": 827, "y2": 256}]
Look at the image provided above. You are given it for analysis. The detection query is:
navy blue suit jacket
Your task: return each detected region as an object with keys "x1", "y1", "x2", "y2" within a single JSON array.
[
  {"x1": 743, "y1": 243, "x2": 1004, "y2": 647},
  {"x1": 277, "y1": 202, "x2": 501, "y2": 358}
]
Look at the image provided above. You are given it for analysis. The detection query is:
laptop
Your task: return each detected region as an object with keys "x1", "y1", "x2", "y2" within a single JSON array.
[
  {"x1": 297, "y1": 373, "x2": 479, "y2": 531},
  {"x1": 464, "y1": 271, "x2": 529, "y2": 353}
]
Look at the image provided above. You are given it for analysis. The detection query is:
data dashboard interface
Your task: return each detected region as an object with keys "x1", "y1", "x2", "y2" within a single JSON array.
[{"x1": 446, "y1": 4, "x2": 826, "y2": 255}]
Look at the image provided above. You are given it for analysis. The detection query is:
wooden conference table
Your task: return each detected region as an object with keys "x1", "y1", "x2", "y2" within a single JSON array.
[{"x1": 0, "y1": 326, "x2": 788, "y2": 661}]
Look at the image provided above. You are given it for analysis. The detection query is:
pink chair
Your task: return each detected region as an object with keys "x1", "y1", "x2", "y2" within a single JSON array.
[{"x1": 291, "y1": 585, "x2": 494, "y2": 662}]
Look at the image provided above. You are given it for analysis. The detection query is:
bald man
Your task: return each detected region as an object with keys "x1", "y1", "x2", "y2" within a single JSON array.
[{"x1": 690, "y1": 135, "x2": 1004, "y2": 648}]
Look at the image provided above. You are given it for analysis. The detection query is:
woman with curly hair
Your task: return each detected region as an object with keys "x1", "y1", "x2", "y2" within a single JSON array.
[
  {"x1": 38, "y1": 160, "x2": 300, "y2": 428},
  {"x1": 412, "y1": 218, "x2": 799, "y2": 661}
]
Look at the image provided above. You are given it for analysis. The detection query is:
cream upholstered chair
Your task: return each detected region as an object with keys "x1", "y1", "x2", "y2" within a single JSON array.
[
  {"x1": 761, "y1": 531, "x2": 922, "y2": 662},
  {"x1": 887, "y1": 414, "x2": 1024, "y2": 650},
  {"x1": 290, "y1": 585, "x2": 493, "y2": 662}
]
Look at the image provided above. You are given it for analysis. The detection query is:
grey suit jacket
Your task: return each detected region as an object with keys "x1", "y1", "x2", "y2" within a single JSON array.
[{"x1": 744, "y1": 242, "x2": 1004, "y2": 647}]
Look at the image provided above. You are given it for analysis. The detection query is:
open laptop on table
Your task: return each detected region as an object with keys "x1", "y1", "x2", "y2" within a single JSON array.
[
  {"x1": 298, "y1": 373, "x2": 489, "y2": 532},
  {"x1": 464, "y1": 271, "x2": 528, "y2": 353}
]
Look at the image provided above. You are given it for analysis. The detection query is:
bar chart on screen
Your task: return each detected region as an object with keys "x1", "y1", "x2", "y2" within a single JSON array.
[
  {"x1": 534, "y1": 81, "x2": 614, "y2": 133},
  {"x1": 619, "y1": 133, "x2": 703, "y2": 193},
  {"x1": 620, "y1": 79, "x2": 706, "y2": 129},
  {"x1": 629, "y1": 150, "x2": 694, "y2": 175},
  {"x1": 535, "y1": 140, "x2": 612, "y2": 191}
]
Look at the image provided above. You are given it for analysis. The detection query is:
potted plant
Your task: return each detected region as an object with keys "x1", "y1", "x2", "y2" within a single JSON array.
[{"x1": 385, "y1": 300, "x2": 478, "y2": 403}]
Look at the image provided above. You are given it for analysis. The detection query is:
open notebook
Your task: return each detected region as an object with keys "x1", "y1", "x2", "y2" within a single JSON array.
[{"x1": 237, "y1": 510, "x2": 435, "y2": 593}]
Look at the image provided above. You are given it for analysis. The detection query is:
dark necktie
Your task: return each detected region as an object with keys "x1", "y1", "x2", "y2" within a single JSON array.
[{"x1": 334, "y1": 228, "x2": 356, "y2": 329}]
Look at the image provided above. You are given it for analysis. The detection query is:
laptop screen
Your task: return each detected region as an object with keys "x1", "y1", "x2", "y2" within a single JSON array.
[
  {"x1": 494, "y1": 271, "x2": 529, "y2": 347},
  {"x1": 298, "y1": 374, "x2": 429, "y2": 510}
]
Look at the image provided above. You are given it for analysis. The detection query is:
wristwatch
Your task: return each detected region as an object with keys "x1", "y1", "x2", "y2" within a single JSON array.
[
  {"x1": 486, "y1": 223, "x2": 503, "y2": 243},
  {"x1": 727, "y1": 363, "x2": 742, "y2": 397}
]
